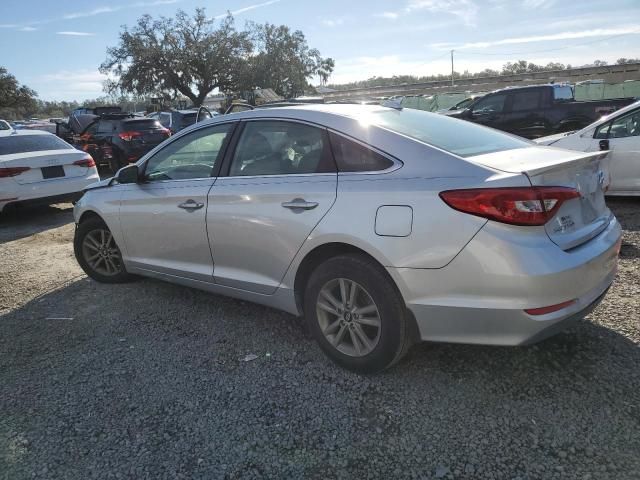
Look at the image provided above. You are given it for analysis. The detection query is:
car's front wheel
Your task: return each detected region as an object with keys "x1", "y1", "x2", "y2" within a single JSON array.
[
  {"x1": 74, "y1": 218, "x2": 133, "y2": 283},
  {"x1": 303, "y1": 254, "x2": 411, "y2": 373}
]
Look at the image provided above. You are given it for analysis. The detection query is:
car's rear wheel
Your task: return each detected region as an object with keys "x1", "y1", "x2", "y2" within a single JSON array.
[
  {"x1": 74, "y1": 218, "x2": 133, "y2": 283},
  {"x1": 303, "y1": 254, "x2": 411, "y2": 373}
]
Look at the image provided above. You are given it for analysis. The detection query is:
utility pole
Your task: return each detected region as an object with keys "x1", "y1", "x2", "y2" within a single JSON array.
[{"x1": 450, "y1": 50, "x2": 455, "y2": 86}]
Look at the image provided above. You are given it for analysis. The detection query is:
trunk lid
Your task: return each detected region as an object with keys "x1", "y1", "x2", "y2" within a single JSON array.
[
  {"x1": 470, "y1": 146, "x2": 612, "y2": 250},
  {"x1": 1, "y1": 149, "x2": 92, "y2": 184}
]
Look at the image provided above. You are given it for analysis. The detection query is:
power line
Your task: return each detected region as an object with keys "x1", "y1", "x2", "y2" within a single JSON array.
[{"x1": 453, "y1": 29, "x2": 640, "y2": 57}]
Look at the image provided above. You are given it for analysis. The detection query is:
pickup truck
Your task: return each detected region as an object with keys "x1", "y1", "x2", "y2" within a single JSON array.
[{"x1": 446, "y1": 84, "x2": 636, "y2": 139}]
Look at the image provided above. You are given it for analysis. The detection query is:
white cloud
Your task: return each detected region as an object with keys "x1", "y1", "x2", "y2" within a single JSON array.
[
  {"x1": 212, "y1": 0, "x2": 281, "y2": 20},
  {"x1": 449, "y1": 26, "x2": 640, "y2": 50},
  {"x1": 3, "y1": 0, "x2": 180, "y2": 29},
  {"x1": 321, "y1": 18, "x2": 346, "y2": 27},
  {"x1": 18, "y1": 26, "x2": 37, "y2": 32},
  {"x1": 61, "y1": 1, "x2": 179, "y2": 20},
  {"x1": 56, "y1": 31, "x2": 95, "y2": 36},
  {"x1": 523, "y1": 0, "x2": 556, "y2": 8},
  {"x1": 374, "y1": 12, "x2": 400, "y2": 20},
  {"x1": 406, "y1": 0, "x2": 478, "y2": 26},
  {"x1": 35, "y1": 70, "x2": 109, "y2": 101}
]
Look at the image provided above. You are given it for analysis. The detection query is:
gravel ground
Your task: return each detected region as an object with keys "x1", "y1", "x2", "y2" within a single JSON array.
[{"x1": 0, "y1": 199, "x2": 639, "y2": 480}]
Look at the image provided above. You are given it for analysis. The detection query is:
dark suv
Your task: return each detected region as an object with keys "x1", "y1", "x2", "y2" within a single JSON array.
[
  {"x1": 75, "y1": 114, "x2": 170, "y2": 172},
  {"x1": 147, "y1": 109, "x2": 214, "y2": 134}
]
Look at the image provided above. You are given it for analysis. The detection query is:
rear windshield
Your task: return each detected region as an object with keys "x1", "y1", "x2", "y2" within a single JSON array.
[
  {"x1": 0, "y1": 134, "x2": 70, "y2": 155},
  {"x1": 123, "y1": 120, "x2": 162, "y2": 130},
  {"x1": 368, "y1": 108, "x2": 530, "y2": 157}
]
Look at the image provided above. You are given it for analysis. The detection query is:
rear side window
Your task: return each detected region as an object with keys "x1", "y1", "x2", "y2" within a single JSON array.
[
  {"x1": 511, "y1": 90, "x2": 541, "y2": 111},
  {"x1": 229, "y1": 121, "x2": 335, "y2": 176},
  {"x1": 0, "y1": 134, "x2": 70, "y2": 155},
  {"x1": 553, "y1": 86, "x2": 573, "y2": 101},
  {"x1": 328, "y1": 132, "x2": 394, "y2": 172}
]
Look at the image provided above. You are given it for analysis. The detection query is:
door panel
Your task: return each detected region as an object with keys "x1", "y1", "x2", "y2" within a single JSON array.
[
  {"x1": 207, "y1": 120, "x2": 337, "y2": 294},
  {"x1": 117, "y1": 122, "x2": 235, "y2": 281},
  {"x1": 607, "y1": 136, "x2": 640, "y2": 193},
  {"x1": 207, "y1": 175, "x2": 336, "y2": 293},
  {"x1": 119, "y1": 179, "x2": 215, "y2": 281}
]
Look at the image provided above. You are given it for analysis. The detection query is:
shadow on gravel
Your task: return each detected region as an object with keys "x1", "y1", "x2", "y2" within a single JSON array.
[
  {"x1": 0, "y1": 203, "x2": 74, "y2": 244},
  {"x1": 2, "y1": 276, "x2": 639, "y2": 478},
  {"x1": 608, "y1": 197, "x2": 640, "y2": 232}
]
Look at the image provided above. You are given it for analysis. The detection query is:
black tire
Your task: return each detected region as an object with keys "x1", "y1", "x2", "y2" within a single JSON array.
[
  {"x1": 74, "y1": 217, "x2": 134, "y2": 283},
  {"x1": 303, "y1": 254, "x2": 411, "y2": 373}
]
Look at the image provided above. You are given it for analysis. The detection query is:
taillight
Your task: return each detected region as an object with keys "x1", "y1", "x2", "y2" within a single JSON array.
[
  {"x1": 0, "y1": 166, "x2": 30, "y2": 178},
  {"x1": 118, "y1": 131, "x2": 142, "y2": 141},
  {"x1": 73, "y1": 155, "x2": 96, "y2": 168},
  {"x1": 525, "y1": 299, "x2": 576, "y2": 315},
  {"x1": 159, "y1": 127, "x2": 171, "y2": 137},
  {"x1": 439, "y1": 187, "x2": 580, "y2": 226}
]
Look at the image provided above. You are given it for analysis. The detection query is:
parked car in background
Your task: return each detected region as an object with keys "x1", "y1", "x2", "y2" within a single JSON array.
[
  {"x1": 0, "y1": 129, "x2": 98, "y2": 212},
  {"x1": 74, "y1": 114, "x2": 170, "y2": 172},
  {"x1": 444, "y1": 93, "x2": 486, "y2": 112},
  {"x1": 535, "y1": 100, "x2": 640, "y2": 195},
  {"x1": 148, "y1": 109, "x2": 215, "y2": 134},
  {"x1": 447, "y1": 84, "x2": 636, "y2": 139},
  {"x1": 73, "y1": 104, "x2": 620, "y2": 373}
]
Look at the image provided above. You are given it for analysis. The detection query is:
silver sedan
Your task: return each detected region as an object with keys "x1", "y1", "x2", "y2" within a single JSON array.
[{"x1": 73, "y1": 104, "x2": 621, "y2": 373}]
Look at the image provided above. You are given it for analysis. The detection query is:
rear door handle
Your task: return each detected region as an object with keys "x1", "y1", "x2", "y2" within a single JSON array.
[
  {"x1": 281, "y1": 199, "x2": 319, "y2": 211},
  {"x1": 178, "y1": 199, "x2": 204, "y2": 210}
]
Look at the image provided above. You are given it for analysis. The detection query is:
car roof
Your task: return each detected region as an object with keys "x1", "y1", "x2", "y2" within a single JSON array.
[
  {"x1": 0, "y1": 129, "x2": 52, "y2": 137},
  {"x1": 216, "y1": 103, "x2": 392, "y2": 122}
]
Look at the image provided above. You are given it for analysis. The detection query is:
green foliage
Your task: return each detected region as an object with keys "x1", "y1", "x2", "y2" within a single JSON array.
[
  {"x1": 101, "y1": 8, "x2": 334, "y2": 104},
  {"x1": 0, "y1": 66, "x2": 38, "y2": 120},
  {"x1": 240, "y1": 22, "x2": 335, "y2": 97}
]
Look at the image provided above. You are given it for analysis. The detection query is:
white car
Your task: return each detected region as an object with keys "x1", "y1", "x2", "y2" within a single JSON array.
[
  {"x1": 0, "y1": 130, "x2": 99, "y2": 213},
  {"x1": 0, "y1": 119, "x2": 12, "y2": 131},
  {"x1": 535, "y1": 100, "x2": 640, "y2": 196}
]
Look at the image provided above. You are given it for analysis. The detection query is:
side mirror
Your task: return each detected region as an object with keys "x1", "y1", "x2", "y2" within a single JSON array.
[
  {"x1": 115, "y1": 164, "x2": 139, "y2": 184},
  {"x1": 599, "y1": 139, "x2": 610, "y2": 151}
]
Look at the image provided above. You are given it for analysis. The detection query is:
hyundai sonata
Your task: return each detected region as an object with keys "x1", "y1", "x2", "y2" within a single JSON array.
[{"x1": 73, "y1": 105, "x2": 621, "y2": 373}]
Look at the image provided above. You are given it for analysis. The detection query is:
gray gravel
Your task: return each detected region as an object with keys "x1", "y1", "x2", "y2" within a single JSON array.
[{"x1": 1, "y1": 198, "x2": 639, "y2": 480}]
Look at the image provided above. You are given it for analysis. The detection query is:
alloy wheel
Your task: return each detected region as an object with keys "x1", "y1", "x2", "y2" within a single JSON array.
[
  {"x1": 81, "y1": 228, "x2": 123, "y2": 277},
  {"x1": 316, "y1": 278, "x2": 381, "y2": 357}
]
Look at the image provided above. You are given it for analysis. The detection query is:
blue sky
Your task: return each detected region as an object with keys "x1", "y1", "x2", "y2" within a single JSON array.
[{"x1": 1, "y1": 0, "x2": 639, "y2": 101}]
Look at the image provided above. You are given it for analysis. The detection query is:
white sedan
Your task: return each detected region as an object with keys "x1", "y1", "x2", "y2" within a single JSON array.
[
  {"x1": 0, "y1": 129, "x2": 99, "y2": 213},
  {"x1": 535, "y1": 100, "x2": 640, "y2": 196}
]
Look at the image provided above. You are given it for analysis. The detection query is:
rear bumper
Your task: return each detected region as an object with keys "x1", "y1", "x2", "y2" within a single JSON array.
[
  {"x1": 388, "y1": 216, "x2": 621, "y2": 346},
  {"x1": 0, "y1": 173, "x2": 98, "y2": 212}
]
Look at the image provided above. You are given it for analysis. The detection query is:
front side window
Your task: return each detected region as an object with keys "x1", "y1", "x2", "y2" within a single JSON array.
[
  {"x1": 144, "y1": 123, "x2": 233, "y2": 181},
  {"x1": 608, "y1": 109, "x2": 640, "y2": 138},
  {"x1": 595, "y1": 109, "x2": 640, "y2": 139},
  {"x1": 511, "y1": 91, "x2": 541, "y2": 111},
  {"x1": 229, "y1": 121, "x2": 335, "y2": 176},
  {"x1": 329, "y1": 133, "x2": 394, "y2": 172},
  {"x1": 472, "y1": 94, "x2": 507, "y2": 114}
]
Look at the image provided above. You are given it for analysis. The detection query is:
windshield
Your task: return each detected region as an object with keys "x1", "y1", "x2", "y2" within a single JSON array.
[
  {"x1": 0, "y1": 134, "x2": 71, "y2": 155},
  {"x1": 368, "y1": 108, "x2": 530, "y2": 157},
  {"x1": 0, "y1": 120, "x2": 11, "y2": 130}
]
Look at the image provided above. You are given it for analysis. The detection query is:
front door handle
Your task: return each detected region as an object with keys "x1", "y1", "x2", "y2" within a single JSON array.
[
  {"x1": 178, "y1": 199, "x2": 204, "y2": 210},
  {"x1": 281, "y1": 198, "x2": 319, "y2": 211}
]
